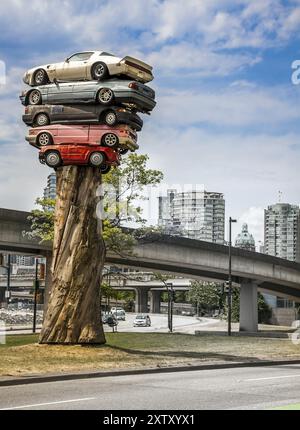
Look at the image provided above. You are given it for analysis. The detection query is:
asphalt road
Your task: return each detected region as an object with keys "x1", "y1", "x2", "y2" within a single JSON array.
[
  {"x1": 1, "y1": 364, "x2": 300, "y2": 410},
  {"x1": 3, "y1": 314, "x2": 217, "y2": 335},
  {"x1": 104, "y1": 313, "x2": 216, "y2": 334}
]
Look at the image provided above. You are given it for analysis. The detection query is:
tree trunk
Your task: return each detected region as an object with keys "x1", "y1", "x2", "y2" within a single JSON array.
[{"x1": 39, "y1": 166, "x2": 106, "y2": 344}]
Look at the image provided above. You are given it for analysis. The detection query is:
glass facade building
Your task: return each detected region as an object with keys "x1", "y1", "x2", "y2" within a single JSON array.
[
  {"x1": 264, "y1": 203, "x2": 300, "y2": 262},
  {"x1": 158, "y1": 190, "x2": 225, "y2": 244},
  {"x1": 43, "y1": 172, "x2": 57, "y2": 200}
]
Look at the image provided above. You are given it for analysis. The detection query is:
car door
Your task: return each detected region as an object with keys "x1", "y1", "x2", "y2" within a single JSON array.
[
  {"x1": 57, "y1": 125, "x2": 89, "y2": 145},
  {"x1": 72, "y1": 81, "x2": 97, "y2": 103},
  {"x1": 55, "y1": 52, "x2": 94, "y2": 81},
  {"x1": 47, "y1": 83, "x2": 74, "y2": 104},
  {"x1": 88, "y1": 125, "x2": 103, "y2": 145}
]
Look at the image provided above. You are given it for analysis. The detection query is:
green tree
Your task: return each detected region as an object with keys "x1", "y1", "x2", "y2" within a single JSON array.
[{"x1": 187, "y1": 281, "x2": 223, "y2": 316}]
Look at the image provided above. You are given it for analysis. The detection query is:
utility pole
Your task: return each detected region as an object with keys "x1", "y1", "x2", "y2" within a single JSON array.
[
  {"x1": 33, "y1": 258, "x2": 39, "y2": 333},
  {"x1": 4, "y1": 255, "x2": 11, "y2": 308},
  {"x1": 228, "y1": 217, "x2": 237, "y2": 336},
  {"x1": 166, "y1": 282, "x2": 174, "y2": 332}
]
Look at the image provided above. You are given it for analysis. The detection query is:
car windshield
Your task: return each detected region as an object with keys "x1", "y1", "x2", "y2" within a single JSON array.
[{"x1": 136, "y1": 315, "x2": 146, "y2": 319}]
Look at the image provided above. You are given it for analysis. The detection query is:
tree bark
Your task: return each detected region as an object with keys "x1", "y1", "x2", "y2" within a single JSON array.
[{"x1": 39, "y1": 166, "x2": 106, "y2": 344}]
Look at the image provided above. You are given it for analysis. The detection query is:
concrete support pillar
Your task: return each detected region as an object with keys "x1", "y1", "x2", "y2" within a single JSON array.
[
  {"x1": 135, "y1": 288, "x2": 149, "y2": 313},
  {"x1": 239, "y1": 280, "x2": 258, "y2": 332},
  {"x1": 150, "y1": 290, "x2": 161, "y2": 314},
  {"x1": 43, "y1": 251, "x2": 53, "y2": 314}
]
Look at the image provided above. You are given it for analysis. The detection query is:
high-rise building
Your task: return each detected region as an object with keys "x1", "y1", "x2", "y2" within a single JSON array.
[
  {"x1": 264, "y1": 203, "x2": 300, "y2": 262},
  {"x1": 43, "y1": 172, "x2": 56, "y2": 200},
  {"x1": 235, "y1": 223, "x2": 256, "y2": 252},
  {"x1": 158, "y1": 189, "x2": 225, "y2": 243}
]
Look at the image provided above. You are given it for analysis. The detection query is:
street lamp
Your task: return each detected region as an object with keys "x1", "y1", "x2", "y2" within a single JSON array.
[
  {"x1": 0, "y1": 254, "x2": 12, "y2": 307},
  {"x1": 228, "y1": 217, "x2": 237, "y2": 336},
  {"x1": 166, "y1": 282, "x2": 174, "y2": 333},
  {"x1": 33, "y1": 258, "x2": 39, "y2": 333}
]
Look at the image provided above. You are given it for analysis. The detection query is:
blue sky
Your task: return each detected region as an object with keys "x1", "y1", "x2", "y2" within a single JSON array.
[{"x1": 0, "y1": 0, "x2": 300, "y2": 243}]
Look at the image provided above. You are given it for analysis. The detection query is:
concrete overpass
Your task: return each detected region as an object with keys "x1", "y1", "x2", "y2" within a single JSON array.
[{"x1": 1, "y1": 208, "x2": 300, "y2": 331}]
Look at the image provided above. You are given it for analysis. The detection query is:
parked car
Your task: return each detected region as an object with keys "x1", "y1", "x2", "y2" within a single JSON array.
[
  {"x1": 20, "y1": 79, "x2": 156, "y2": 113},
  {"x1": 110, "y1": 307, "x2": 126, "y2": 321},
  {"x1": 23, "y1": 51, "x2": 153, "y2": 86},
  {"x1": 102, "y1": 313, "x2": 109, "y2": 324},
  {"x1": 115, "y1": 310, "x2": 126, "y2": 321},
  {"x1": 22, "y1": 104, "x2": 143, "y2": 131},
  {"x1": 38, "y1": 143, "x2": 120, "y2": 170},
  {"x1": 25, "y1": 124, "x2": 138, "y2": 152},
  {"x1": 133, "y1": 314, "x2": 151, "y2": 327}
]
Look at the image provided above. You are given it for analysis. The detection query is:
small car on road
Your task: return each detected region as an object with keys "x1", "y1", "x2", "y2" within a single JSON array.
[
  {"x1": 25, "y1": 124, "x2": 138, "y2": 152},
  {"x1": 38, "y1": 143, "x2": 120, "y2": 171},
  {"x1": 133, "y1": 314, "x2": 151, "y2": 327},
  {"x1": 20, "y1": 79, "x2": 156, "y2": 113},
  {"x1": 22, "y1": 104, "x2": 143, "y2": 131},
  {"x1": 23, "y1": 51, "x2": 153, "y2": 86}
]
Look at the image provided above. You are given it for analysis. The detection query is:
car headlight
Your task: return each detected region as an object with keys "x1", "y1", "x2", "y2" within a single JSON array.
[{"x1": 23, "y1": 73, "x2": 29, "y2": 84}]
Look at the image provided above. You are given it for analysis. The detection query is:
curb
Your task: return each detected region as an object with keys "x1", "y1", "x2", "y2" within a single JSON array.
[{"x1": 1, "y1": 358, "x2": 300, "y2": 387}]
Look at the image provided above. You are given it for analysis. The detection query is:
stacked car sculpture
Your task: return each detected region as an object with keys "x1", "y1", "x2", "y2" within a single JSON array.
[{"x1": 20, "y1": 50, "x2": 156, "y2": 174}]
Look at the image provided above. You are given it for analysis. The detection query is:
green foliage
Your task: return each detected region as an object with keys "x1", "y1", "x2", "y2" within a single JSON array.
[
  {"x1": 187, "y1": 281, "x2": 223, "y2": 314},
  {"x1": 26, "y1": 197, "x2": 55, "y2": 242},
  {"x1": 103, "y1": 154, "x2": 163, "y2": 227}
]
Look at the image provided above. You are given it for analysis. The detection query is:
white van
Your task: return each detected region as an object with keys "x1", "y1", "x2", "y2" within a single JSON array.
[{"x1": 111, "y1": 307, "x2": 126, "y2": 321}]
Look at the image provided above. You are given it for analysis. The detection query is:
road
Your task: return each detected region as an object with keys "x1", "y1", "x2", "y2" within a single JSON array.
[
  {"x1": 104, "y1": 313, "x2": 217, "y2": 334},
  {"x1": 1, "y1": 364, "x2": 300, "y2": 410},
  {"x1": 2, "y1": 314, "x2": 218, "y2": 335}
]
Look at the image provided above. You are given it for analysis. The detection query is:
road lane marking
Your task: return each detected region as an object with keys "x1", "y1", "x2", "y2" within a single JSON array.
[
  {"x1": 0, "y1": 397, "x2": 96, "y2": 410},
  {"x1": 246, "y1": 374, "x2": 300, "y2": 382}
]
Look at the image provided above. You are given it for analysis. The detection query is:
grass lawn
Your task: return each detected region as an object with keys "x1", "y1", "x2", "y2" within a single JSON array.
[
  {"x1": 1, "y1": 332, "x2": 300, "y2": 377},
  {"x1": 272, "y1": 403, "x2": 300, "y2": 410}
]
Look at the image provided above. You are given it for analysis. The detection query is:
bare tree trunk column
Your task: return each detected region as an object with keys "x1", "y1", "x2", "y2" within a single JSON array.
[{"x1": 39, "y1": 166, "x2": 106, "y2": 344}]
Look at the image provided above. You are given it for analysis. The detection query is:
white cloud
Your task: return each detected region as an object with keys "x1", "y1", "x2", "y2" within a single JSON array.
[
  {"x1": 155, "y1": 84, "x2": 299, "y2": 127},
  {"x1": 145, "y1": 43, "x2": 261, "y2": 77},
  {"x1": 0, "y1": 142, "x2": 50, "y2": 211}
]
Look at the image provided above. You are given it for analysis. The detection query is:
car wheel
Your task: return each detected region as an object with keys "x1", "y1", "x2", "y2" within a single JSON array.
[
  {"x1": 102, "y1": 133, "x2": 119, "y2": 148},
  {"x1": 119, "y1": 148, "x2": 128, "y2": 155},
  {"x1": 33, "y1": 69, "x2": 48, "y2": 86},
  {"x1": 45, "y1": 151, "x2": 61, "y2": 167},
  {"x1": 37, "y1": 132, "x2": 52, "y2": 147},
  {"x1": 104, "y1": 110, "x2": 117, "y2": 126},
  {"x1": 28, "y1": 90, "x2": 42, "y2": 105},
  {"x1": 97, "y1": 88, "x2": 114, "y2": 105},
  {"x1": 100, "y1": 164, "x2": 111, "y2": 175},
  {"x1": 34, "y1": 113, "x2": 50, "y2": 127},
  {"x1": 92, "y1": 62, "x2": 109, "y2": 80},
  {"x1": 90, "y1": 151, "x2": 105, "y2": 166}
]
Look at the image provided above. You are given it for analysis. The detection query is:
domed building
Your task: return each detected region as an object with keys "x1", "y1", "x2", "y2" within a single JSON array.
[{"x1": 235, "y1": 223, "x2": 256, "y2": 252}]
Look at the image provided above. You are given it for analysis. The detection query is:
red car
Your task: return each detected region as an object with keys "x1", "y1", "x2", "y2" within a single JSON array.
[
  {"x1": 25, "y1": 124, "x2": 138, "y2": 152},
  {"x1": 38, "y1": 144, "x2": 120, "y2": 173}
]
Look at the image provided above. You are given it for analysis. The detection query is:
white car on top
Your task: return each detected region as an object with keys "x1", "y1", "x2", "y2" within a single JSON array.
[{"x1": 23, "y1": 51, "x2": 153, "y2": 86}]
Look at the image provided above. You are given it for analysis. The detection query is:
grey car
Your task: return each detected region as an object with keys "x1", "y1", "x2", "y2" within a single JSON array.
[
  {"x1": 22, "y1": 104, "x2": 143, "y2": 131},
  {"x1": 20, "y1": 79, "x2": 156, "y2": 113}
]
